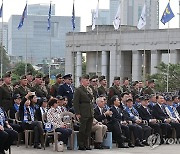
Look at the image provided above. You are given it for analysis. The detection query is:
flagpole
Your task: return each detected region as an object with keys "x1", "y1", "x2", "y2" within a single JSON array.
[
  {"x1": 25, "y1": 1, "x2": 28, "y2": 75},
  {"x1": 96, "y1": 0, "x2": 99, "y2": 75},
  {"x1": 72, "y1": 0, "x2": 75, "y2": 81},
  {"x1": 167, "y1": 23, "x2": 170, "y2": 92},
  {"x1": 143, "y1": 0, "x2": 146, "y2": 83},
  {"x1": 1, "y1": 0, "x2": 3, "y2": 78}
]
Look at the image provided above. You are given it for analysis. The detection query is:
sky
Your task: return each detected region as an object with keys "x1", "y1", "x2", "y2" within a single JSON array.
[{"x1": 0, "y1": 0, "x2": 179, "y2": 31}]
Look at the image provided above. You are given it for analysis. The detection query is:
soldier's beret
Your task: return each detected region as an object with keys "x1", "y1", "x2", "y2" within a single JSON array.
[
  {"x1": 3, "y1": 72, "x2": 11, "y2": 78},
  {"x1": 164, "y1": 95, "x2": 172, "y2": 101},
  {"x1": 98, "y1": 75, "x2": 106, "y2": 82},
  {"x1": 43, "y1": 74, "x2": 49, "y2": 80},
  {"x1": 56, "y1": 73, "x2": 62, "y2": 79},
  {"x1": 148, "y1": 79, "x2": 155, "y2": 84},
  {"x1": 114, "y1": 76, "x2": 120, "y2": 80},
  {"x1": 139, "y1": 95, "x2": 149, "y2": 101},
  {"x1": 27, "y1": 72, "x2": 32, "y2": 75},
  {"x1": 81, "y1": 74, "x2": 90, "y2": 79},
  {"x1": 90, "y1": 75, "x2": 98, "y2": 81},
  {"x1": 35, "y1": 74, "x2": 42, "y2": 78},
  {"x1": 123, "y1": 77, "x2": 129, "y2": 82},
  {"x1": 63, "y1": 74, "x2": 72, "y2": 79},
  {"x1": 20, "y1": 75, "x2": 27, "y2": 80}
]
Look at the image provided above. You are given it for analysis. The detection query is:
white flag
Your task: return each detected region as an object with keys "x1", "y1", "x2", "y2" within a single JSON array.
[
  {"x1": 113, "y1": 3, "x2": 121, "y2": 30},
  {"x1": 137, "y1": 4, "x2": 146, "y2": 29},
  {"x1": 92, "y1": 0, "x2": 99, "y2": 30}
]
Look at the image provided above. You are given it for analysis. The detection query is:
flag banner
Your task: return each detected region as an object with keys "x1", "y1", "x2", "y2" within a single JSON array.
[
  {"x1": 137, "y1": 4, "x2": 146, "y2": 29},
  {"x1": 72, "y1": 2, "x2": 75, "y2": 30},
  {"x1": 92, "y1": 0, "x2": 99, "y2": 30},
  {"x1": 0, "y1": 3, "x2": 3, "y2": 18},
  {"x1": 113, "y1": 3, "x2": 121, "y2": 30},
  {"x1": 161, "y1": 2, "x2": 175, "y2": 25},
  {"x1": 17, "y1": 4, "x2": 27, "y2": 30},
  {"x1": 47, "y1": 3, "x2": 51, "y2": 30}
]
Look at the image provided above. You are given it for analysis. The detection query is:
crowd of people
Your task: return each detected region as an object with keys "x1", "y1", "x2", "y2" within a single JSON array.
[{"x1": 0, "y1": 71, "x2": 180, "y2": 153}]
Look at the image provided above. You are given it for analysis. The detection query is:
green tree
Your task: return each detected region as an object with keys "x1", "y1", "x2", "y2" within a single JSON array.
[
  {"x1": 82, "y1": 55, "x2": 86, "y2": 75},
  {"x1": 148, "y1": 62, "x2": 180, "y2": 92},
  {"x1": 13, "y1": 62, "x2": 37, "y2": 76},
  {"x1": 0, "y1": 45, "x2": 11, "y2": 75}
]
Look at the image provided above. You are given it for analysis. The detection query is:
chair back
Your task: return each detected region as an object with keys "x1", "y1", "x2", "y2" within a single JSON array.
[{"x1": 60, "y1": 111, "x2": 75, "y2": 129}]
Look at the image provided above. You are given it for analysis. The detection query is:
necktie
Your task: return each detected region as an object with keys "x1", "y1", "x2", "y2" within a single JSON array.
[{"x1": 26, "y1": 107, "x2": 32, "y2": 121}]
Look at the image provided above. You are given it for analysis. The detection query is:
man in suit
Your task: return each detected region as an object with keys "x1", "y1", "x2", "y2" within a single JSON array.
[
  {"x1": 152, "y1": 95, "x2": 172, "y2": 139},
  {"x1": 108, "y1": 76, "x2": 122, "y2": 105},
  {"x1": 73, "y1": 74, "x2": 94, "y2": 150},
  {"x1": 137, "y1": 96, "x2": 162, "y2": 137},
  {"x1": 98, "y1": 76, "x2": 108, "y2": 96},
  {"x1": 50, "y1": 73, "x2": 63, "y2": 97},
  {"x1": 110, "y1": 95, "x2": 134, "y2": 148},
  {"x1": 14, "y1": 75, "x2": 29, "y2": 98},
  {"x1": 0, "y1": 72, "x2": 13, "y2": 112},
  {"x1": 58, "y1": 74, "x2": 74, "y2": 109}
]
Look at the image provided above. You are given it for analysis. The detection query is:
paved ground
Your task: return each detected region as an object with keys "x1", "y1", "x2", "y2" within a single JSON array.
[{"x1": 10, "y1": 144, "x2": 180, "y2": 154}]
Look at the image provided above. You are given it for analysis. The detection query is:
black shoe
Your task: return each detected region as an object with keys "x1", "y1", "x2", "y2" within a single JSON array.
[
  {"x1": 78, "y1": 147, "x2": 86, "y2": 150},
  {"x1": 128, "y1": 142, "x2": 135, "y2": 148},
  {"x1": 34, "y1": 144, "x2": 41, "y2": 149},
  {"x1": 86, "y1": 147, "x2": 92, "y2": 150},
  {"x1": 118, "y1": 143, "x2": 129, "y2": 148},
  {"x1": 135, "y1": 141, "x2": 144, "y2": 147},
  {"x1": 142, "y1": 141, "x2": 149, "y2": 146},
  {"x1": 94, "y1": 143, "x2": 104, "y2": 149}
]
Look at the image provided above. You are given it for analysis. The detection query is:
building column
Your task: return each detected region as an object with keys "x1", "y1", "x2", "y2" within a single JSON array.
[
  {"x1": 170, "y1": 50, "x2": 178, "y2": 64},
  {"x1": 109, "y1": 48, "x2": 117, "y2": 85},
  {"x1": 76, "y1": 51, "x2": 82, "y2": 87},
  {"x1": 151, "y1": 50, "x2": 161, "y2": 75},
  {"x1": 65, "y1": 50, "x2": 73, "y2": 75},
  {"x1": 132, "y1": 50, "x2": 142, "y2": 81},
  {"x1": 101, "y1": 51, "x2": 108, "y2": 76},
  {"x1": 116, "y1": 50, "x2": 122, "y2": 77}
]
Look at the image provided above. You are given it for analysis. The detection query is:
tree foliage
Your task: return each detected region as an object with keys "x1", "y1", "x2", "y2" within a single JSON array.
[{"x1": 148, "y1": 62, "x2": 180, "y2": 92}]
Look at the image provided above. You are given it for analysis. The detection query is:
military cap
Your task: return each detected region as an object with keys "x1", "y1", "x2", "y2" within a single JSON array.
[
  {"x1": 126, "y1": 98, "x2": 133, "y2": 102},
  {"x1": 114, "y1": 76, "x2": 120, "y2": 80},
  {"x1": 148, "y1": 79, "x2": 155, "y2": 84},
  {"x1": 164, "y1": 95, "x2": 172, "y2": 101},
  {"x1": 123, "y1": 77, "x2": 129, "y2": 82},
  {"x1": 13, "y1": 94, "x2": 21, "y2": 99},
  {"x1": 63, "y1": 74, "x2": 72, "y2": 79},
  {"x1": 56, "y1": 73, "x2": 62, "y2": 79},
  {"x1": 81, "y1": 74, "x2": 90, "y2": 79},
  {"x1": 3, "y1": 72, "x2": 11, "y2": 78},
  {"x1": 27, "y1": 72, "x2": 32, "y2": 75},
  {"x1": 139, "y1": 95, "x2": 149, "y2": 101},
  {"x1": 43, "y1": 74, "x2": 49, "y2": 80},
  {"x1": 20, "y1": 75, "x2": 27, "y2": 80},
  {"x1": 56, "y1": 95, "x2": 64, "y2": 100},
  {"x1": 98, "y1": 75, "x2": 106, "y2": 82},
  {"x1": 35, "y1": 74, "x2": 42, "y2": 78},
  {"x1": 90, "y1": 75, "x2": 98, "y2": 81}
]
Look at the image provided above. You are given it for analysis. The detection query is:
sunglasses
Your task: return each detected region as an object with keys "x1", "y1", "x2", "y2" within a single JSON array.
[{"x1": 92, "y1": 80, "x2": 98, "y2": 82}]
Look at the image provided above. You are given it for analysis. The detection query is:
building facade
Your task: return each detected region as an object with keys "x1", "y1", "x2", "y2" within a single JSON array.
[
  {"x1": 65, "y1": 25, "x2": 180, "y2": 86},
  {"x1": 0, "y1": 22, "x2": 8, "y2": 51},
  {"x1": 8, "y1": 15, "x2": 80, "y2": 64}
]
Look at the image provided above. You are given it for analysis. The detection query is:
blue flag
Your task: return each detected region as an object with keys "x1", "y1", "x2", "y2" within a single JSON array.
[
  {"x1": 161, "y1": 2, "x2": 174, "y2": 25},
  {"x1": 0, "y1": 3, "x2": 3, "y2": 18},
  {"x1": 72, "y1": 2, "x2": 75, "y2": 30},
  {"x1": 18, "y1": 4, "x2": 27, "y2": 30},
  {"x1": 47, "y1": 3, "x2": 51, "y2": 31}
]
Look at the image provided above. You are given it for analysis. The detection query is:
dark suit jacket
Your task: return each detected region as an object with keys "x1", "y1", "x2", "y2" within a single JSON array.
[
  {"x1": 0, "y1": 83, "x2": 13, "y2": 111},
  {"x1": 94, "y1": 106, "x2": 111, "y2": 123},
  {"x1": 152, "y1": 104, "x2": 169, "y2": 121},
  {"x1": 9, "y1": 104, "x2": 18, "y2": 119},
  {"x1": 58, "y1": 83, "x2": 74, "y2": 108},
  {"x1": 35, "y1": 108, "x2": 42, "y2": 121},
  {"x1": 137, "y1": 105, "x2": 154, "y2": 122},
  {"x1": 110, "y1": 106, "x2": 124, "y2": 122},
  {"x1": 73, "y1": 85, "x2": 94, "y2": 118}
]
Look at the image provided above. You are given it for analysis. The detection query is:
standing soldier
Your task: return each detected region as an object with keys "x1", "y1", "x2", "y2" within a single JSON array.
[
  {"x1": 98, "y1": 76, "x2": 108, "y2": 96},
  {"x1": 58, "y1": 74, "x2": 74, "y2": 109},
  {"x1": 0, "y1": 72, "x2": 13, "y2": 112},
  {"x1": 144, "y1": 79, "x2": 155, "y2": 95},
  {"x1": 14, "y1": 75, "x2": 29, "y2": 98},
  {"x1": 121, "y1": 77, "x2": 131, "y2": 93},
  {"x1": 26, "y1": 72, "x2": 33, "y2": 90},
  {"x1": 108, "y1": 76, "x2": 122, "y2": 105},
  {"x1": 89, "y1": 75, "x2": 99, "y2": 104},
  {"x1": 73, "y1": 74, "x2": 94, "y2": 150},
  {"x1": 50, "y1": 73, "x2": 63, "y2": 97}
]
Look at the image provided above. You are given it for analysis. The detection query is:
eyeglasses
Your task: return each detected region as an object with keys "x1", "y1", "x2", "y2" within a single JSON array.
[{"x1": 92, "y1": 80, "x2": 98, "y2": 82}]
